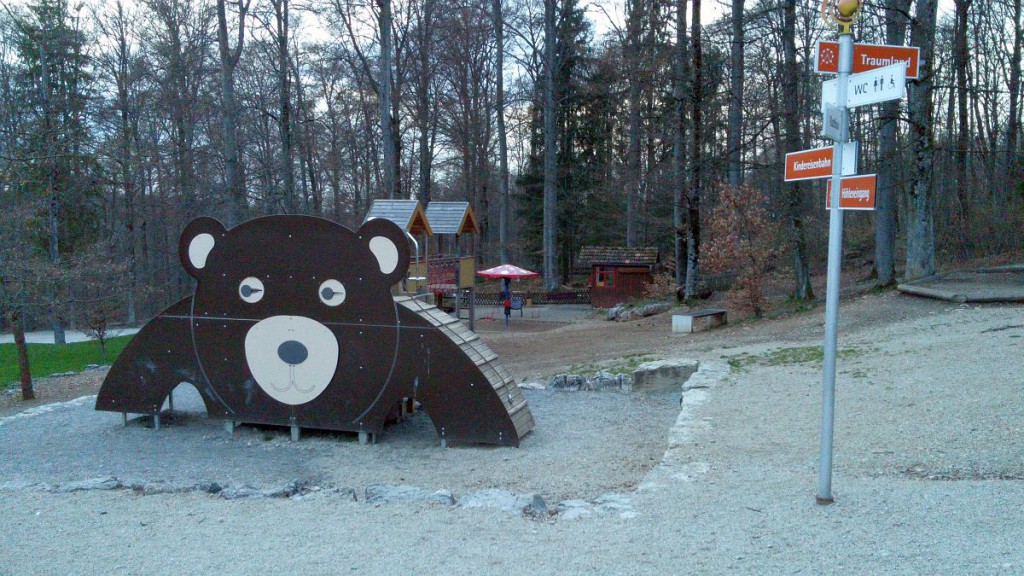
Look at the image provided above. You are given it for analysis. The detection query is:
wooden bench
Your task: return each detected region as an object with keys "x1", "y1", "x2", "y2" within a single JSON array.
[{"x1": 672, "y1": 309, "x2": 727, "y2": 333}]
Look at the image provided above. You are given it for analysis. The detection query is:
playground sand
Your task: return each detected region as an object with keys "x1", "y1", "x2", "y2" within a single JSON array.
[{"x1": 1, "y1": 291, "x2": 1023, "y2": 574}]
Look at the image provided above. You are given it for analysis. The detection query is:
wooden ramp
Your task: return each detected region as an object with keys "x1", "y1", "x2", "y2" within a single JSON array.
[{"x1": 396, "y1": 296, "x2": 535, "y2": 441}]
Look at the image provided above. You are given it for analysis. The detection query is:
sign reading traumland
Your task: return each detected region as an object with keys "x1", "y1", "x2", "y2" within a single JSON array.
[
  {"x1": 825, "y1": 174, "x2": 877, "y2": 210},
  {"x1": 815, "y1": 40, "x2": 921, "y2": 78},
  {"x1": 784, "y1": 143, "x2": 858, "y2": 181},
  {"x1": 95, "y1": 215, "x2": 534, "y2": 447}
]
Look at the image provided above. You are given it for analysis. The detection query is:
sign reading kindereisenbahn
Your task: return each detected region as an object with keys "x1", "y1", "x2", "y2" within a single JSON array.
[{"x1": 784, "y1": 144, "x2": 858, "y2": 182}]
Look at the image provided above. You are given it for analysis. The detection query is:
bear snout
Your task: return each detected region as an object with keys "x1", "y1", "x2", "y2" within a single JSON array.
[
  {"x1": 244, "y1": 315, "x2": 339, "y2": 406},
  {"x1": 277, "y1": 340, "x2": 309, "y2": 365}
]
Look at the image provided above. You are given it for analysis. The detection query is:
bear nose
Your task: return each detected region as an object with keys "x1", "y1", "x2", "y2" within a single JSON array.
[{"x1": 277, "y1": 340, "x2": 309, "y2": 365}]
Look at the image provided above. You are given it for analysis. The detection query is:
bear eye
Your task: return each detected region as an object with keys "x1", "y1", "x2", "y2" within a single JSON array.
[
  {"x1": 319, "y1": 279, "x2": 346, "y2": 307},
  {"x1": 239, "y1": 277, "x2": 265, "y2": 303}
]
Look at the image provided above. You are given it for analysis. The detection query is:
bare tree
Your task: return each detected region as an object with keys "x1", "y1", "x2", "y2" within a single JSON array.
[
  {"x1": 270, "y1": 0, "x2": 295, "y2": 212},
  {"x1": 625, "y1": 0, "x2": 644, "y2": 248},
  {"x1": 781, "y1": 0, "x2": 812, "y2": 299},
  {"x1": 217, "y1": 0, "x2": 250, "y2": 225},
  {"x1": 684, "y1": 0, "x2": 703, "y2": 299},
  {"x1": 906, "y1": 0, "x2": 939, "y2": 280},
  {"x1": 727, "y1": 0, "x2": 744, "y2": 188},
  {"x1": 875, "y1": 0, "x2": 912, "y2": 286},
  {"x1": 94, "y1": 1, "x2": 144, "y2": 323},
  {"x1": 379, "y1": 0, "x2": 397, "y2": 198},
  {"x1": 413, "y1": 0, "x2": 437, "y2": 205},
  {"x1": 952, "y1": 0, "x2": 972, "y2": 246},
  {"x1": 493, "y1": 0, "x2": 510, "y2": 263},
  {"x1": 543, "y1": 0, "x2": 558, "y2": 290},
  {"x1": 673, "y1": 0, "x2": 688, "y2": 292},
  {"x1": 1008, "y1": 0, "x2": 1022, "y2": 183}
]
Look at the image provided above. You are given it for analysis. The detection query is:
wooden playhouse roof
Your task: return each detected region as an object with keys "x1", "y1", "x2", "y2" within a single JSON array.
[
  {"x1": 425, "y1": 201, "x2": 479, "y2": 235},
  {"x1": 363, "y1": 199, "x2": 433, "y2": 235},
  {"x1": 577, "y1": 246, "x2": 659, "y2": 267}
]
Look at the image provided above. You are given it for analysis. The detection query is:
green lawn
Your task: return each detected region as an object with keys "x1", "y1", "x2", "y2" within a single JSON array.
[{"x1": 1, "y1": 335, "x2": 134, "y2": 388}]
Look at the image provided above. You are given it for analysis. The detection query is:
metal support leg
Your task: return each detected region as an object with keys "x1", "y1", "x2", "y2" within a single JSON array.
[
  {"x1": 153, "y1": 414, "x2": 161, "y2": 431},
  {"x1": 359, "y1": 431, "x2": 369, "y2": 445},
  {"x1": 290, "y1": 425, "x2": 300, "y2": 442},
  {"x1": 224, "y1": 420, "x2": 235, "y2": 435},
  {"x1": 122, "y1": 413, "x2": 128, "y2": 427}
]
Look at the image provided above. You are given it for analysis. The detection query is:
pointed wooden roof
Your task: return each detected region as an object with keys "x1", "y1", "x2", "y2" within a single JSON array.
[
  {"x1": 425, "y1": 201, "x2": 479, "y2": 235},
  {"x1": 578, "y1": 246, "x2": 659, "y2": 267},
  {"x1": 363, "y1": 199, "x2": 433, "y2": 236}
]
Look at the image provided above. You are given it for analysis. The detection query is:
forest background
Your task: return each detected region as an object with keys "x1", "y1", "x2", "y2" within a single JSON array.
[{"x1": 1, "y1": 0, "x2": 1021, "y2": 342}]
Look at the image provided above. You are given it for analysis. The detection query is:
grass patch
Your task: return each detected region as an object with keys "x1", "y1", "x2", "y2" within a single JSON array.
[
  {"x1": 1, "y1": 335, "x2": 134, "y2": 387},
  {"x1": 723, "y1": 345, "x2": 870, "y2": 372},
  {"x1": 567, "y1": 352, "x2": 659, "y2": 377},
  {"x1": 617, "y1": 353, "x2": 656, "y2": 373}
]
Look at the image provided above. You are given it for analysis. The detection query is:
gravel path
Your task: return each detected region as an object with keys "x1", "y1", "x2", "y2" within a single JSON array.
[{"x1": 1, "y1": 293, "x2": 1022, "y2": 574}]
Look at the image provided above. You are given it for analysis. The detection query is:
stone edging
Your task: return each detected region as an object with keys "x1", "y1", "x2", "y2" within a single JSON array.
[{"x1": 638, "y1": 360, "x2": 730, "y2": 493}]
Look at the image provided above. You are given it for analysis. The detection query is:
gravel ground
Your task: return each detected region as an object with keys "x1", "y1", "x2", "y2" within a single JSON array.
[
  {"x1": 1, "y1": 292, "x2": 1022, "y2": 575},
  {"x1": 0, "y1": 386, "x2": 677, "y2": 504}
]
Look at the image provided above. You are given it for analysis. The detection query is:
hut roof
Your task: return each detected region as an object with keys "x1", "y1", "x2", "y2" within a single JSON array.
[
  {"x1": 363, "y1": 200, "x2": 432, "y2": 235},
  {"x1": 425, "y1": 201, "x2": 479, "y2": 235},
  {"x1": 577, "y1": 246, "x2": 659, "y2": 267}
]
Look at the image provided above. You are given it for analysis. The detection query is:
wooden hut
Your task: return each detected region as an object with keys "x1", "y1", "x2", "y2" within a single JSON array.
[
  {"x1": 425, "y1": 201, "x2": 480, "y2": 328},
  {"x1": 425, "y1": 201, "x2": 479, "y2": 254},
  {"x1": 578, "y1": 246, "x2": 659, "y2": 308},
  {"x1": 362, "y1": 199, "x2": 432, "y2": 237}
]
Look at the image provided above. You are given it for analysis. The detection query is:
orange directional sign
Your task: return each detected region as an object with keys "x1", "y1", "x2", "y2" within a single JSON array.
[
  {"x1": 826, "y1": 174, "x2": 877, "y2": 210},
  {"x1": 816, "y1": 41, "x2": 920, "y2": 79},
  {"x1": 785, "y1": 144, "x2": 857, "y2": 182}
]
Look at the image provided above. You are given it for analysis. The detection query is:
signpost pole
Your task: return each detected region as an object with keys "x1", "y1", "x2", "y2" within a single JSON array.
[{"x1": 817, "y1": 27, "x2": 854, "y2": 506}]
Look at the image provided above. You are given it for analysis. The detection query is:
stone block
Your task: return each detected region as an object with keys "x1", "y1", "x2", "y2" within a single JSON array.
[
  {"x1": 632, "y1": 359, "x2": 699, "y2": 393},
  {"x1": 672, "y1": 309, "x2": 727, "y2": 333}
]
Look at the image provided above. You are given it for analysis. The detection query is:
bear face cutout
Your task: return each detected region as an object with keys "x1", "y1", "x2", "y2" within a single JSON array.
[
  {"x1": 178, "y1": 216, "x2": 410, "y2": 409},
  {"x1": 97, "y1": 213, "x2": 533, "y2": 445}
]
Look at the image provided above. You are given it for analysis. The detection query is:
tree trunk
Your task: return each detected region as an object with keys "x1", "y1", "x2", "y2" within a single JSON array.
[
  {"x1": 416, "y1": 0, "x2": 436, "y2": 206},
  {"x1": 953, "y1": 0, "x2": 972, "y2": 248},
  {"x1": 685, "y1": 0, "x2": 702, "y2": 299},
  {"x1": 782, "y1": 0, "x2": 812, "y2": 300},
  {"x1": 379, "y1": 0, "x2": 397, "y2": 199},
  {"x1": 727, "y1": 0, "x2": 744, "y2": 188},
  {"x1": 273, "y1": 0, "x2": 295, "y2": 212},
  {"x1": 37, "y1": 38, "x2": 66, "y2": 345},
  {"x1": 625, "y1": 0, "x2": 643, "y2": 248},
  {"x1": 875, "y1": 0, "x2": 912, "y2": 286},
  {"x1": 543, "y1": 0, "x2": 558, "y2": 290},
  {"x1": 493, "y1": 0, "x2": 510, "y2": 264},
  {"x1": 673, "y1": 0, "x2": 689, "y2": 293},
  {"x1": 1005, "y1": 0, "x2": 1021, "y2": 207},
  {"x1": 217, "y1": 0, "x2": 249, "y2": 226},
  {"x1": 906, "y1": 0, "x2": 939, "y2": 281},
  {"x1": 10, "y1": 310, "x2": 33, "y2": 401}
]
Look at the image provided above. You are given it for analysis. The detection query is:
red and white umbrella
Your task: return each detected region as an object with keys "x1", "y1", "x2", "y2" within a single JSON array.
[{"x1": 477, "y1": 264, "x2": 540, "y2": 279}]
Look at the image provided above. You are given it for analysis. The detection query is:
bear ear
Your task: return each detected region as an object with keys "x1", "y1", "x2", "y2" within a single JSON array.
[
  {"x1": 179, "y1": 217, "x2": 227, "y2": 279},
  {"x1": 357, "y1": 218, "x2": 411, "y2": 286}
]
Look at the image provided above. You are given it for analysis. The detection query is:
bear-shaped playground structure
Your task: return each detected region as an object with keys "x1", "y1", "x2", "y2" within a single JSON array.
[{"x1": 95, "y1": 215, "x2": 534, "y2": 447}]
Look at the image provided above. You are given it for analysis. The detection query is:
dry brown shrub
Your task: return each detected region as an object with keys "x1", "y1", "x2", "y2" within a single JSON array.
[{"x1": 703, "y1": 184, "x2": 780, "y2": 317}]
